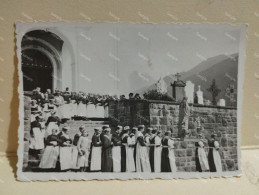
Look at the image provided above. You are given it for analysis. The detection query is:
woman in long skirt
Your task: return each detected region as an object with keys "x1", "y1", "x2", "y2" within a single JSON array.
[
  {"x1": 101, "y1": 128, "x2": 113, "y2": 172},
  {"x1": 161, "y1": 131, "x2": 171, "y2": 172},
  {"x1": 135, "y1": 125, "x2": 151, "y2": 172},
  {"x1": 126, "y1": 132, "x2": 136, "y2": 172},
  {"x1": 111, "y1": 126, "x2": 122, "y2": 172},
  {"x1": 195, "y1": 140, "x2": 209, "y2": 172},
  {"x1": 121, "y1": 128, "x2": 129, "y2": 172},
  {"x1": 58, "y1": 126, "x2": 73, "y2": 171},
  {"x1": 39, "y1": 128, "x2": 59, "y2": 169},
  {"x1": 208, "y1": 134, "x2": 222, "y2": 172},
  {"x1": 154, "y1": 131, "x2": 162, "y2": 172},
  {"x1": 90, "y1": 127, "x2": 102, "y2": 171},
  {"x1": 168, "y1": 137, "x2": 177, "y2": 172},
  {"x1": 77, "y1": 129, "x2": 91, "y2": 172}
]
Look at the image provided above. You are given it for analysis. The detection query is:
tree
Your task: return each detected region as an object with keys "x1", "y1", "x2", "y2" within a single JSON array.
[{"x1": 207, "y1": 79, "x2": 221, "y2": 105}]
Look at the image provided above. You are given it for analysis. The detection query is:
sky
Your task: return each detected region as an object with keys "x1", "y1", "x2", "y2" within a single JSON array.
[{"x1": 57, "y1": 23, "x2": 243, "y2": 95}]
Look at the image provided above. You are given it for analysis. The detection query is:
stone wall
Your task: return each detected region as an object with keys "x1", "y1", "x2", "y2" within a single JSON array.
[
  {"x1": 23, "y1": 95, "x2": 31, "y2": 171},
  {"x1": 109, "y1": 100, "x2": 238, "y2": 172}
]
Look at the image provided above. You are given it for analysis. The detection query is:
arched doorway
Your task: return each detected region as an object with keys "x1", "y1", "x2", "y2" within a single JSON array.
[
  {"x1": 21, "y1": 30, "x2": 64, "y2": 93},
  {"x1": 22, "y1": 49, "x2": 53, "y2": 92}
]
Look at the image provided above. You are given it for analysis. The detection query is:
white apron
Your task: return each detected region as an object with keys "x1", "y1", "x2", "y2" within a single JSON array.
[
  {"x1": 39, "y1": 145, "x2": 59, "y2": 169},
  {"x1": 62, "y1": 103, "x2": 72, "y2": 119},
  {"x1": 168, "y1": 139, "x2": 177, "y2": 172},
  {"x1": 96, "y1": 105, "x2": 105, "y2": 118},
  {"x1": 71, "y1": 145, "x2": 79, "y2": 169},
  {"x1": 112, "y1": 146, "x2": 121, "y2": 172},
  {"x1": 86, "y1": 104, "x2": 96, "y2": 118},
  {"x1": 90, "y1": 146, "x2": 102, "y2": 171},
  {"x1": 198, "y1": 147, "x2": 209, "y2": 171},
  {"x1": 29, "y1": 127, "x2": 45, "y2": 150},
  {"x1": 59, "y1": 146, "x2": 73, "y2": 170},
  {"x1": 126, "y1": 137, "x2": 136, "y2": 172},
  {"x1": 78, "y1": 102, "x2": 87, "y2": 117},
  {"x1": 213, "y1": 148, "x2": 222, "y2": 172},
  {"x1": 135, "y1": 134, "x2": 151, "y2": 173},
  {"x1": 154, "y1": 136, "x2": 162, "y2": 172}
]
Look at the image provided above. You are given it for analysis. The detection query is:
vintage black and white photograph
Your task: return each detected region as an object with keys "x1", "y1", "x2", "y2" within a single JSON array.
[{"x1": 16, "y1": 22, "x2": 246, "y2": 181}]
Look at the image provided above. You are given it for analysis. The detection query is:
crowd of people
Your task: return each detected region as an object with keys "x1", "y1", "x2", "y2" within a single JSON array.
[
  {"x1": 27, "y1": 87, "x2": 222, "y2": 173},
  {"x1": 29, "y1": 117, "x2": 222, "y2": 173},
  {"x1": 30, "y1": 87, "x2": 143, "y2": 121}
]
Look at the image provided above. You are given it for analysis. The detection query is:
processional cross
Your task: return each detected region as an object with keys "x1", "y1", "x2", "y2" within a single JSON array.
[{"x1": 175, "y1": 73, "x2": 181, "y2": 81}]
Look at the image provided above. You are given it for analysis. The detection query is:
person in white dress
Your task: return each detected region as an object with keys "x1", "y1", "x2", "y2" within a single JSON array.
[{"x1": 77, "y1": 129, "x2": 91, "y2": 172}]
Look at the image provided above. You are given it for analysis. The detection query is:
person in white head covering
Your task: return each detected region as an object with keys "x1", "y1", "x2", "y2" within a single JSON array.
[
  {"x1": 90, "y1": 127, "x2": 102, "y2": 171},
  {"x1": 111, "y1": 125, "x2": 122, "y2": 172}
]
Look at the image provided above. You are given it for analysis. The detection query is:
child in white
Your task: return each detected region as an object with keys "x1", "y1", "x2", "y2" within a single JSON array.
[{"x1": 77, "y1": 129, "x2": 91, "y2": 172}]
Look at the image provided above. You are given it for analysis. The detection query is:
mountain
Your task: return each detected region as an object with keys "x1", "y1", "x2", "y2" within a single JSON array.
[
  {"x1": 128, "y1": 71, "x2": 156, "y2": 93},
  {"x1": 136, "y1": 53, "x2": 238, "y2": 106}
]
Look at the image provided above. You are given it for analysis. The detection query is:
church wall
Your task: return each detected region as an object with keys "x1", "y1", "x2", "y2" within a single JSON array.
[{"x1": 109, "y1": 100, "x2": 238, "y2": 172}]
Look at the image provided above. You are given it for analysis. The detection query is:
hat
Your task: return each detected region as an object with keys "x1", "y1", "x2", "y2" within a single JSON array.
[
  {"x1": 94, "y1": 127, "x2": 102, "y2": 131},
  {"x1": 102, "y1": 125, "x2": 110, "y2": 130},
  {"x1": 147, "y1": 127, "x2": 153, "y2": 131},
  {"x1": 138, "y1": 125, "x2": 145, "y2": 130},
  {"x1": 62, "y1": 126, "x2": 70, "y2": 131},
  {"x1": 51, "y1": 110, "x2": 56, "y2": 115},
  {"x1": 124, "y1": 126, "x2": 130, "y2": 131},
  {"x1": 117, "y1": 125, "x2": 123, "y2": 130},
  {"x1": 31, "y1": 99, "x2": 37, "y2": 103},
  {"x1": 132, "y1": 127, "x2": 138, "y2": 131},
  {"x1": 79, "y1": 125, "x2": 85, "y2": 130},
  {"x1": 104, "y1": 127, "x2": 111, "y2": 132}
]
